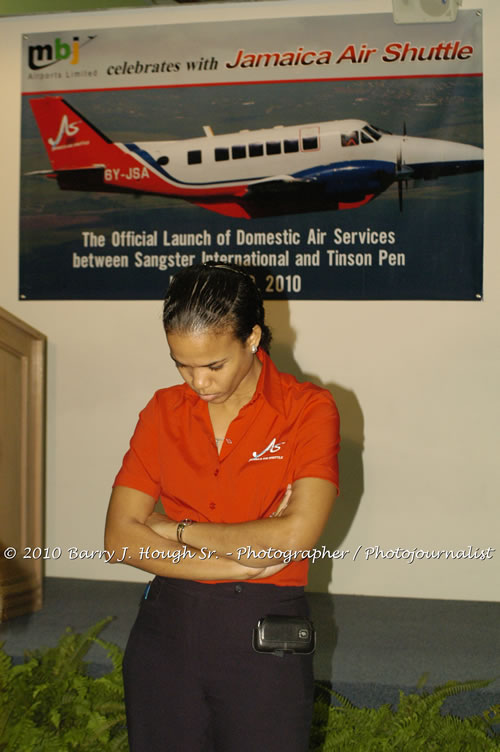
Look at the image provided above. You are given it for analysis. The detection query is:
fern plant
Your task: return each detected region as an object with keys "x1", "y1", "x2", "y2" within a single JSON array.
[
  {"x1": 310, "y1": 678, "x2": 500, "y2": 751},
  {"x1": 0, "y1": 617, "x2": 127, "y2": 752},
  {"x1": 0, "y1": 619, "x2": 498, "y2": 751}
]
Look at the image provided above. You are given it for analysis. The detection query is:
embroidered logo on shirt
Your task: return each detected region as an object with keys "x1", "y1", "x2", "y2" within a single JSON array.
[{"x1": 248, "y1": 437, "x2": 286, "y2": 462}]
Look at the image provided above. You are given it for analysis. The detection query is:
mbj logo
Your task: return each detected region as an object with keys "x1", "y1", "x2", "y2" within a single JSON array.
[{"x1": 28, "y1": 37, "x2": 82, "y2": 70}]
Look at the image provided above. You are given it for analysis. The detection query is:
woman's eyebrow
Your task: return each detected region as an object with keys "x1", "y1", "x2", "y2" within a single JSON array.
[{"x1": 169, "y1": 353, "x2": 227, "y2": 368}]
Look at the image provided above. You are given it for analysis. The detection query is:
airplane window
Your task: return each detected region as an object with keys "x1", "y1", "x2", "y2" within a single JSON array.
[
  {"x1": 284, "y1": 139, "x2": 299, "y2": 153},
  {"x1": 341, "y1": 132, "x2": 359, "y2": 147},
  {"x1": 187, "y1": 150, "x2": 202, "y2": 165},
  {"x1": 363, "y1": 125, "x2": 381, "y2": 141},
  {"x1": 215, "y1": 148, "x2": 229, "y2": 162},
  {"x1": 302, "y1": 136, "x2": 319, "y2": 151},
  {"x1": 157, "y1": 156, "x2": 169, "y2": 166},
  {"x1": 232, "y1": 145, "x2": 246, "y2": 160},
  {"x1": 361, "y1": 131, "x2": 373, "y2": 144},
  {"x1": 249, "y1": 143, "x2": 264, "y2": 157},
  {"x1": 266, "y1": 141, "x2": 281, "y2": 156},
  {"x1": 371, "y1": 124, "x2": 391, "y2": 135}
]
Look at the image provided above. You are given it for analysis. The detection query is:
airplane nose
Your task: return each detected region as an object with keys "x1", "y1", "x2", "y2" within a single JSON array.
[{"x1": 403, "y1": 136, "x2": 483, "y2": 179}]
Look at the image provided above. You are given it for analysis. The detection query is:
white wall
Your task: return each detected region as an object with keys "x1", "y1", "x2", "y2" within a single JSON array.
[{"x1": 1, "y1": 0, "x2": 498, "y2": 600}]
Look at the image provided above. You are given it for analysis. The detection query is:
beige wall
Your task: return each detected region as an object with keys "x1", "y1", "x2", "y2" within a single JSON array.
[{"x1": 1, "y1": 0, "x2": 498, "y2": 600}]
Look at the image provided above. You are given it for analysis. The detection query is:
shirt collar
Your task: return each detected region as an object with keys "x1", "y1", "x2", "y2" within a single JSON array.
[
  {"x1": 181, "y1": 348, "x2": 285, "y2": 415},
  {"x1": 254, "y1": 349, "x2": 286, "y2": 416}
]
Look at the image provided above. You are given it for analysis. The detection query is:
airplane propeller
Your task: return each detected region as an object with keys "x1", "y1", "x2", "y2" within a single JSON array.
[
  {"x1": 396, "y1": 147, "x2": 404, "y2": 212},
  {"x1": 395, "y1": 122, "x2": 413, "y2": 212}
]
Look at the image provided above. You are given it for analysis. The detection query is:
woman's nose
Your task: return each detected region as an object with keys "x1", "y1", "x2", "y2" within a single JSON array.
[{"x1": 192, "y1": 369, "x2": 210, "y2": 392}]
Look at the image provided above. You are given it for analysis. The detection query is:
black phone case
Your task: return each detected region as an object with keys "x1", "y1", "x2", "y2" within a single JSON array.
[{"x1": 252, "y1": 614, "x2": 316, "y2": 655}]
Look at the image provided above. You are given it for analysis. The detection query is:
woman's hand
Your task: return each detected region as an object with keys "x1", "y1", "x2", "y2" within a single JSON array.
[
  {"x1": 269, "y1": 484, "x2": 292, "y2": 518},
  {"x1": 249, "y1": 561, "x2": 290, "y2": 579}
]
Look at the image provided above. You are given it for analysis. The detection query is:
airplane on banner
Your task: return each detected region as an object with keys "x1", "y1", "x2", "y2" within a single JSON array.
[{"x1": 29, "y1": 96, "x2": 483, "y2": 218}]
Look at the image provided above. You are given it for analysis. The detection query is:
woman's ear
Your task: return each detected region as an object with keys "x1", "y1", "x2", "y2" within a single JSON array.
[{"x1": 248, "y1": 324, "x2": 262, "y2": 352}]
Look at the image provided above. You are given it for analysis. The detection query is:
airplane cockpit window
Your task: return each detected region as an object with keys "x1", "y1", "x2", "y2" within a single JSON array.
[
  {"x1": 232, "y1": 145, "x2": 246, "y2": 160},
  {"x1": 249, "y1": 143, "x2": 264, "y2": 157},
  {"x1": 187, "y1": 149, "x2": 202, "y2": 165},
  {"x1": 284, "y1": 139, "x2": 299, "y2": 154},
  {"x1": 302, "y1": 136, "x2": 319, "y2": 151},
  {"x1": 341, "y1": 132, "x2": 359, "y2": 147},
  {"x1": 363, "y1": 125, "x2": 382, "y2": 141},
  {"x1": 157, "y1": 156, "x2": 169, "y2": 166},
  {"x1": 371, "y1": 124, "x2": 391, "y2": 135},
  {"x1": 266, "y1": 141, "x2": 281, "y2": 155},
  {"x1": 215, "y1": 147, "x2": 229, "y2": 162}
]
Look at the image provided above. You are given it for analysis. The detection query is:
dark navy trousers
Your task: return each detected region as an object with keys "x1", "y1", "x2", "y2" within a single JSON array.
[{"x1": 123, "y1": 577, "x2": 314, "y2": 751}]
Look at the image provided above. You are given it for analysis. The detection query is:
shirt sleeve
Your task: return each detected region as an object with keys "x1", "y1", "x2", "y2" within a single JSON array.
[
  {"x1": 292, "y1": 391, "x2": 340, "y2": 492},
  {"x1": 113, "y1": 393, "x2": 161, "y2": 498}
]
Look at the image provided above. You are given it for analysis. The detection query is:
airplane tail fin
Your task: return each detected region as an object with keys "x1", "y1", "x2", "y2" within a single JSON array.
[{"x1": 29, "y1": 96, "x2": 112, "y2": 171}]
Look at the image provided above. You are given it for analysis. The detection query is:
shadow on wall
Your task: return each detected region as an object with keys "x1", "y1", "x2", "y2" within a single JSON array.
[{"x1": 266, "y1": 301, "x2": 365, "y2": 595}]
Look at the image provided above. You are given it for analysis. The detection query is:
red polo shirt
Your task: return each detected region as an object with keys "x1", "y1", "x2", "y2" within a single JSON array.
[{"x1": 114, "y1": 350, "x2": 340, "y2": 586}]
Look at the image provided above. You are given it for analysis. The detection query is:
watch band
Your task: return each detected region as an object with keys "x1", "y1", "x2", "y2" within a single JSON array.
[{"x1": 177, "y1": 518, "x2": 194, "y2": 543}]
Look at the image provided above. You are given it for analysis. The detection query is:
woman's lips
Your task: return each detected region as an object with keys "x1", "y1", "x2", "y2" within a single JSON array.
[{"x1": 197, "y1": 393, "x2": 220, "y2": 402}]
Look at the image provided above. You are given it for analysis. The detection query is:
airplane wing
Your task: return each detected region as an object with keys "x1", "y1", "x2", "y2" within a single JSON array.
[
  {"x1": 230, "y1": 163, "x2": 387, "y2": 217},
  {"x1": 245, "y1": 174, "x2": 304, "y2": 193},
  {"x1": 190, "y1": 164, "x2": 386, "y2": 219}
]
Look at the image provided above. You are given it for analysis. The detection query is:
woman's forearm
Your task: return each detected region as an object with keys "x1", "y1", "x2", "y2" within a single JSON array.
[
  {"x1": 150, "y1": 478, "x2": 336, "y2": 567},
  {"x1": 105, "y1": 518, "x2": 278, "y2": 580},
  {"x1": 104, "y1": 487, "x2": 272, "y2": 580},
  {"x1": 145, "y1": 489, "x2": 296, "y2": 567},
  {"x1": 175, "y1": 517, "x2": 297, "y2": 567}
]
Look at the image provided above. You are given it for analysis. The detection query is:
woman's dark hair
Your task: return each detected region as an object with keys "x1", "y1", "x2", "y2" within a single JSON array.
[{"x1": 162, "y1": 263, "x2": 272, "y2": 353}]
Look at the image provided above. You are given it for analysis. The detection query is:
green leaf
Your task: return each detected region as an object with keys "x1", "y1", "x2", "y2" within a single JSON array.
[{"x1": 1, "y1": 623, "x2": 499, "y2": 751}]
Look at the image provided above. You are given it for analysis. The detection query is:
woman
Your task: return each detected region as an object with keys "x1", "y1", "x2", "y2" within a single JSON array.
[{"x1": 105, "y1": 263, "x2": 340, "y2": 752}]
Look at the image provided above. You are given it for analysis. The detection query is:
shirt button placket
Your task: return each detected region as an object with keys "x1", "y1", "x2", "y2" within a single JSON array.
[{"x1": 210, "y1": 463, "x2": 220, "y2": 510}]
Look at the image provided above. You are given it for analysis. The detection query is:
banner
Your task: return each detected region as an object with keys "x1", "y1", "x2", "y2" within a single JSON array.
[{"x1": 20, "y1": 10, "x2": 483, "y2": 300}]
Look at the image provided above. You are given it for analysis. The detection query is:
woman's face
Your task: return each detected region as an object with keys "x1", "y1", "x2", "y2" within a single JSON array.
[{"x1": 167, "y1": 326, "x2": 261, "y2": 406}]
